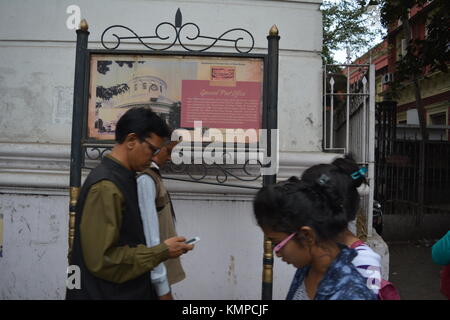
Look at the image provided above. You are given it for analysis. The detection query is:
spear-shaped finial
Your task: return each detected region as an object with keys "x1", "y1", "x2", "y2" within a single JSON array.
[{"x1": 175, "y1": 8, "x2": 182, "y2": 28}]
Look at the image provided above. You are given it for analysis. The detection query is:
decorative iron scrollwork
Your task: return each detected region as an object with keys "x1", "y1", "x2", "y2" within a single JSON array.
[
  {"x1": 82, "y1": 146, "x2": 112, "y2": 169},
  {"x1": 101, "y1": 8, "x2": 254, "y2": 53},
  {"x1": 81, "y1": 145, "x2": 262, "y2": 187},
  {"x1": 164, "y1": 160, "x2": 262, "y2": 184}
]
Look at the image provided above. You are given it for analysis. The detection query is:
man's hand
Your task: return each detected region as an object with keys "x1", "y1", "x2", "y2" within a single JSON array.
[
  {"x1": 159, "y1": 292, "x2": 174, "y2": 300},
  {"x1": 164, "y1": 236, "x2": 194, "y2": 258}
]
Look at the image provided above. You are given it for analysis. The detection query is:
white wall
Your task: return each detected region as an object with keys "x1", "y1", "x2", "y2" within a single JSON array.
[
  {"x1": 0, "y1": 194, "x2": 68, "y2": 299},
  {"x1": 0, "y1": 192, "x2": 300, "y2": 300},
  {"x1": 169, "y1": 196, "x2": 298, "y2": 300},
  {"x1": 0, "y1": 0, "x2": 332, "y2": 299},
  {"x1": 0, "y1": 0, "x2": 324, "y2": 149}
]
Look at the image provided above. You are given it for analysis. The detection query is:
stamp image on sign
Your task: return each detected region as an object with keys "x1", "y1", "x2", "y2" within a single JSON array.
[
  {"x1": 211, "y1": 67, "x2": 235, "y2": 81},
  {"x1": 210, "y1": 66, "x2": 236, "y2": 87}
]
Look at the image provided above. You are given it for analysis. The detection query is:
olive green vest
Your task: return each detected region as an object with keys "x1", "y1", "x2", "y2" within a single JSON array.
[{"x1": 141, "y1": 168, "x2": 186, "y2": 285}]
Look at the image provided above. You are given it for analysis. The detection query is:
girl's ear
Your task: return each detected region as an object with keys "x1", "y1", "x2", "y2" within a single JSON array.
[{"x1": 298, "y1": 226, "x2": 316, "y2": 247}]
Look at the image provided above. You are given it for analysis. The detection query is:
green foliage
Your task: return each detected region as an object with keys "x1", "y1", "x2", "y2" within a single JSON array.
[
  {"x1": 322, "y1": 0, "x2": 383, "y2": 64},
  {"x1": 380, "y1": 0, "x2": 449, "y2": 78},
  {"x1": 379, "y1": 0, "x2": 419, "y2": 28},
  {"x1": 380, "y1": 0, "x2": 449, "y2": 140},
  {"x1": 418, "y1": 5, "x2": 450, "y2": 73}
]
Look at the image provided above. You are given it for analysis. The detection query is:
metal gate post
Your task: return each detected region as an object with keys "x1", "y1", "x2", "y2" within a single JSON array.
[
  {"x1": 367, "y1": 64, "x2": 376, "y2": 237},
  {"x1": 261, "y1": 25, "x2": 280, "y2": 300},
  {"x1": 68, "y1": 20, "x2": 89, "y2": 262}
]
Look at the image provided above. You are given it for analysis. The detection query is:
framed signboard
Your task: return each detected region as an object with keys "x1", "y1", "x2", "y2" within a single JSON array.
[
  {"x1": 86, "y1": 53, "x2": 265, "y2": 143},
  {"x1": 69, "y1": 13, "x2": 279, "y2": 299}
]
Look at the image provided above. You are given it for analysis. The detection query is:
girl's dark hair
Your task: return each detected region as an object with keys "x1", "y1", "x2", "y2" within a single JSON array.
[
  {"x1": 301, "y1": 154, "x2": 366, "y2": 221},
  {"x1": 253, "y1": 178, "x2": 348, "y2": 241},
  {"x1": 115, "y1": 107, "x2": 172, "y2": 143},
  {"x1": 332, "y1": 154, "x2": 367, "y2": 188}
]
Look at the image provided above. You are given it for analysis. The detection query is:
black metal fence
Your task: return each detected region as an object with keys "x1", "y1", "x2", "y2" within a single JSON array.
[{"x1": 375, "y1": 101, "x2": 450, "y2": 223}]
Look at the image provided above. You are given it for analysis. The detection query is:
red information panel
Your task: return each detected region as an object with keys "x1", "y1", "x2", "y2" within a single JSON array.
[
  {"x1": 181, "y1": 80, "x2": 262, "y2": 129},
  {"x1": 87, "y1": 55, "x2": 263, "y2": 141}
]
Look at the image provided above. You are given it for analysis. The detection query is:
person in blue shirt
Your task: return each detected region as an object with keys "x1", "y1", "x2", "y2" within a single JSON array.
[
  {"x1": 253, "y1": 176, "x2": 376, "y2": 300},
  {"x1": 432, "y1": 231, "x2": 450, "y2": 266},
  {"x1": 432, "y1": 230, "x2": 450, "y2": 299}
]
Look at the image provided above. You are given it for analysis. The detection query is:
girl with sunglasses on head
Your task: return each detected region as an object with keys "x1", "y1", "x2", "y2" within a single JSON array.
[
  {"x1": 253, "y1": 177, "x2": 377, "y2": 300},
  {"x1": 301, "y1": 155, "x2": 399, "y2": 299}
]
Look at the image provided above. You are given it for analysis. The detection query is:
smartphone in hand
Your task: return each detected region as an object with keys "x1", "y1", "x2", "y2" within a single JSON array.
[{"x1": 185, "y1": 237, "x2": 200, "y2": 245}]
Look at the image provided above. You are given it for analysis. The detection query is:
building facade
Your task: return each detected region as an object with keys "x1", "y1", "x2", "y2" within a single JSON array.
[
  {"x1": 385, "y1": 2, "x2": 449, "y2": 139},
  {"x1": 349, "y1": 1, "x2": 450, "y2": 241},
  {"x1": 0, "y1": 0, "x2": 377, "y2": 299}
]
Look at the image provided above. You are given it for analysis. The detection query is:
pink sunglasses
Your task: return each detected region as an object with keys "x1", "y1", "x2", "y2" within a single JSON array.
[{"x1": 273, "y1": 232, "x2": 297, "y2": 253}]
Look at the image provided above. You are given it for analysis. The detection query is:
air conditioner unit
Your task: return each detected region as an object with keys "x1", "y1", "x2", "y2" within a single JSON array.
[{"x1": 381, "y1": 73, "x2": 394, "y2": 84}]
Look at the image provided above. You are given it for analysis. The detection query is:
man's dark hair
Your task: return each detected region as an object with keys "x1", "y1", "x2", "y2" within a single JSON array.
[{"x1": 115, "y1": 107, "x2": 172, "y2": 143}]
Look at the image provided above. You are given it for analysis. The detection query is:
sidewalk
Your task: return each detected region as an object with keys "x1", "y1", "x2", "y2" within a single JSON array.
[{"x1": 388, "y1": 241, "x2": 446, "y2": 300}]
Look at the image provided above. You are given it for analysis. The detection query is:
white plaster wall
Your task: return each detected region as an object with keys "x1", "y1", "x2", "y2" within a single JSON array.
[
  {"x1": 169, "y1": 196, "x2": 297, "y2": 300},
  {"x1": 278, "y1": 54, "x2": 323, "y2": 151},
  {"x1": 0, "y1": 0, "x2": 322, "y2": 51},
  {"x1": 0, "y1": 194, "x2": 69, "y2": 299},
  {"x1": 0, "y1": 190, "x2": 389, "y2": 299},
  {"x1": 0, "y1": 192, "x2": 297, "y2": 300},
  {"x1": 0, "y1": 0, "x2": 324, "y2": 149},
  {"x1": 0, "y1": 0, "x2": 328, "y2": 299},
  {"x1": 0, "y1": 46, "x2": 75, "y2": 143}
]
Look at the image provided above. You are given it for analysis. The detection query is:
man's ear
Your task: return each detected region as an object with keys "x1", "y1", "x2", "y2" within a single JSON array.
[
  {"x1": 298, "y1": 226, "x2": 316, "y2": 247},
  {"x1": 125, "y1": 133, "x2": 138, "y2": 150}
]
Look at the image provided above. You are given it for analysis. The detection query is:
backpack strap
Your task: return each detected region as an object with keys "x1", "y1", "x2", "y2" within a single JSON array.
[{"x1": 350, "y1": 240, "x2": 365, "y2": 248}]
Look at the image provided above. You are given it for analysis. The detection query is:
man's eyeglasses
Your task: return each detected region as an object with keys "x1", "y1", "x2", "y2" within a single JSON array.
[
  {"x1": 273, "y1": 232, "x2": 297, "y2": 253},
  {"x1": 142, "y1": 140, "x2": 161, "y2": 156}
]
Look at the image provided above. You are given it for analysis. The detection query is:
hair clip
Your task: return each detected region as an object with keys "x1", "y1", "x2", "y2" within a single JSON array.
[
  {"x1": 351, "y1": 167, "x2": 368, "y2": 180},
  {"x1": 317, "y1": 174, "x2": 330, "y2": 185}
]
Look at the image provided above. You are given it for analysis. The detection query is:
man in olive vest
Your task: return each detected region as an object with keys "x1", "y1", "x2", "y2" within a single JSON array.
[
  {"x1": 66, "y1": 107, "x2": 193, "y2": 300},
  {"x1": 137, "y1": 138, "x2": 186, "y2": 300}
]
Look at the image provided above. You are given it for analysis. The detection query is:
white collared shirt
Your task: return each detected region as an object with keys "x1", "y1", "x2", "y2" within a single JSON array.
[{"x1": 137, "y1": 164, "x2": 170, "y2": 296}]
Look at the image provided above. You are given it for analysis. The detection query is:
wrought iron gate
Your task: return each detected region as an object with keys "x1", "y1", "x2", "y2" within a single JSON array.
[
  {"x1": 323, "y1": 64, "x2": 376, "y2": 237},
  {"x1": 375, "y1": 101, "x2": 450, "y2": 232}
]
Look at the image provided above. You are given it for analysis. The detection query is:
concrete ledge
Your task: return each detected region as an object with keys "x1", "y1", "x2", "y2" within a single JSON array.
[{"x1": 0, "y1": 142, "x2": 342, "y2": 195}]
